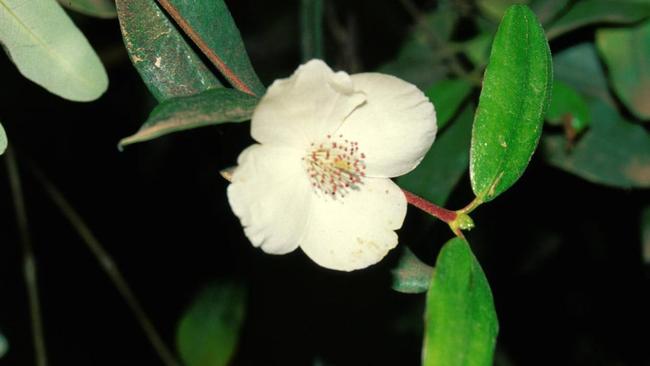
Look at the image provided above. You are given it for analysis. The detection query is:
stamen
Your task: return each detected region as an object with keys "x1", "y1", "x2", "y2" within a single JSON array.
[{"x1": 303, "y1": 135, "x2": 366, "y2": 199}]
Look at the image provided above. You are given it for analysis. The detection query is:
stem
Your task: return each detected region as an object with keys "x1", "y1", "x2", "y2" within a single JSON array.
[
  {"x1": 5, "y1": 148, "x2": 48, "y2": 366},
  {"x1": 28, "y1": 166, "x2": 181, "y2": 366},
  {"x1": 403, "y1": 189, "x2": 457, "y2": 223}
]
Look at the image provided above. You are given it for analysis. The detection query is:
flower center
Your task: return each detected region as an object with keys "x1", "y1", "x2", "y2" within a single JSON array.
[{"x1": 303, "y1": 134, "x2": 367, "y2": 198}]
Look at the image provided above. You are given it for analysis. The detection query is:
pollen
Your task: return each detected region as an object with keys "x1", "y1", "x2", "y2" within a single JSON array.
[{"x1": 303, "y1": 134, "x2": 366, "y2": 198}]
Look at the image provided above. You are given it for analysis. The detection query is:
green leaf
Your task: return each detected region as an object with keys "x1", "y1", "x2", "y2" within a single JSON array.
[
  {"x1": 398, "y1": 104, "x2": 473, "y2": 205},
  {"x1": 553, "y1": 43, "x2": 613, "y2": 104},
  {"x1": 642, "y1": 206, "x2": 650, "y2": 264},
  {"x1": 423, "y1": 237, "x2": 498, "y2": 366},
  {"x1": 0, "y1": 330, "x2": 7, "y2": 358},
  {"x1": 464, "y1": 33, "x2": 493, "y2": 67},
  {"x1": 478, "y1": 0, "x2": 529, "y2": 21},
  {"x1": 378, "y1": 8, "x2": 457, "y2": 89},
  {"x1": 0, "y1": 122, "x2": 6, "y2": 156},
  {"x1": 546, "y1": 0, "x2": 650, "y2": 39},
  {"x1": 543, "y1": 99, "x2": 650, "y2": 188},
  {"x1": 530, "y1": 0, "x2": 569, "y2": 25},
  {"x1": 597, "y1": 20, "x2": 650, "y2": 120},
  {"x1": 119, "y1": 88, "x2": 258, "y2": 147},
  {"x1": 391, "y1": 247, "x2": 434, "y2": 294},
  {"x1": 470, "y1": 5, "x2": 552, "y2": 203},
  {"x1": 156, "y1": 0, "x2": 265, "y2": 96},
  {"x1": 300, "y1": 0, "x2": 323, "y2": 61},
  {"x1": 177, "y1": 282, "x2": 246, "y2": 366},
  {"x1": 425, "y1": 79, "x2": 473, "y2": 130},
  {"x1": 116, "y1": 0, "x2": 222, "y2": 102},
  {"x1": 0, "y1": 0, "x2": 108, "y2": 101},
  {"x1": 546, "y1": 80, "x2": 590, "y2": 133},
  {"x1": 58, "y1": 0, "x2": 116, "y2": 18}
]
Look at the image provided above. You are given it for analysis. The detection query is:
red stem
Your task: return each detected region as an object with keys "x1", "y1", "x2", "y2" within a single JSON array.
[{"x1": 402, "y1": 190, "x2": 457, "y2": 223}]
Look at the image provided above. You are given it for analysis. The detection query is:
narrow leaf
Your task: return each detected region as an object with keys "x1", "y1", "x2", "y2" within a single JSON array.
[
  {"x1": 423, "y1": 237, "x2": 498, "y2": 366},
  {"x1": 597, "y1": 20, "x2": 650, "y2": 120},
  {"x1": 425, "y1": 79, "x2": 473, "y2": 130},
  {"x1": 0, "y1": 0, "x2": 108, "y2": 101},
  {"x1": 0, "y1": 123, "x2": 6, "y2": 156},
  {"x1": 543, "y1": 99, "x2": 650, "y2": 188},
  {"x1": 546, "y1": 0, "x2": 650, "y2": 39},
  {"x1": 300, "y1": 0, "x2": 323, "y2": 61},
  {"x1": 470, "y1": 5, "x2": 552, "y2": 202},
  {"x1": 391, "y1": 247, "x2": 434, "y2": 294},
  {"x1": 58, "y1": 0, "x2": 116, "y2": 18},
  {"x1": 116, "y1": 0, "x2": 222, "y2": 102},
  {"x1": 546, "y1": 80, "x2": 590, "y2": 133},
  {"x1": 177, "y1": 282, "x2": 246, "y2": 366},
  {"x1": 398, "y1": 105, "x2": 473, "y2": 205},
  {"x1": 553, "y1": 43, "x2": 612, "y2": 104},
  {"x1": 156, "y1": 0, "x2": 265, "y2": 96},
  {"x1": 120, "y1": 88, "x2": 259, "y2": 147}
]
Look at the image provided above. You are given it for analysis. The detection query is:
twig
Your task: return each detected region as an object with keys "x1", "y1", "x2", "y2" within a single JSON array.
[
  {"x1": 5, "y1": 148, "x2": 48, "y2": 366},
  {"x1": 28, "y1": 164, "x2": 181, "y2": 366}
]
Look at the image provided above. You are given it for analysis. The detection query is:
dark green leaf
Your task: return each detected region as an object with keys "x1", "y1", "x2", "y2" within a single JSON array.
[
  {"x1": 546, "y1": 0, "x2": 650, "y2": 39},
  {"x1": 425, "y1": 79, "x2": 473, "y2": 130},
  {"x1": 120, "y1": 88, "x2": 259, "y2": 147},
  {"x1": 116, "y1": 0, "x2": 221, "y2": 102},
  {"x1": 0, "y1": 123, "x2": 6, "y2": 156},
  {"x1": 398, "y1": 105, "x2": 473, "y2": 205},
  {"x1": 543, "y1": 99, "x2": 650, "y2": 188},
  {"x1": 470, "y1": 5, "x2": 552, "y2": 202},
  {"x1": 391, "y1": 247, "x2": 434, "y2": 294},
  {"x1": 423, "y1": 237, "x2": 498, "y2": 366},
  {"x1": 464, "y1": 33, "x2": 492, "y2": 67},
  {"x1": 642, "y1": 206, "x2": 650, "y2": 264},
  {"x1": 177, "y1": 282, "x2": 246, "y2": 366},
  {"x1": 378, "y1": 8, "x2": 457, "y2": 89},
  {"x1": 530, "y1": 0, "x2": 569, "y2": 25},
  {"x1": 58, "y1": 0, "x2": 116, "y2": 18},
  {"x1": 546, "y1": 80, "x2": 590, "y2": 133},
  {"x1": 0, "y1": 0, "x2": 108, "y2": 101},
  {"x1": 300, "y1": 0, "x2": 323, "y2": 61},
  {"x1": 597, "y1": 20, "x2": 650, "y2": 120},
  {"x1": 477, "y1": 0, "x2": 529, "y2": 21},
  {"x1": 553, "y1": 43, "x2": 613, "y2": 104},
  {"x1": 157, "y1": 0, "x2": 265, "y2": 96}
]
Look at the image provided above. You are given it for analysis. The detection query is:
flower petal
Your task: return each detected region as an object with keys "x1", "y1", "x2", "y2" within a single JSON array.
[
  {"x1": 299, "y1": 178, "x2": 407, "y2": 271},
  {"x1": 227, "y1": 144, "x2": 311, "y2": 254},
  {"x1": 251, "y1": 60, "x2": 366, "y2": 149},
  {"x1": 337, "y1": 73, "x2": 437, "y2": 178}
]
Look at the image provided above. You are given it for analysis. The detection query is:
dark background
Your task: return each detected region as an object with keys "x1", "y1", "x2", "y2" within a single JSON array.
[{"x1": 1, "y1": 1, "x2": 648, "y2": 365}]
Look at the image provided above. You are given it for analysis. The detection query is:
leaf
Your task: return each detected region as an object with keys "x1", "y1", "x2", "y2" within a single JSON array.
[
  {"x1": 391, "y1": 247, "x2": 435, "y2": 294},
  {"x1": 543, "y1": 99, "x2": 650, "y2": 188},
  {"x1": 0, "y1": 330, "x2": 7, "y2": 359},
  {"x1": 546, "y1": 0, "x2": 650, "y2": 39},
  {"x1": 425, "y1": 79, "x2": 473, "y2": 130},
  {"x1": 377, "y1": 8, "x2": 457, "y2": 89},
  {"x1": 422, "y1": 237, "x2": 498, "y2": 366},
  {"x1": 0, "y1": 122, "x2": 6, "y2": 156},
  {"x1": 300, "y1": 0, "x2": 323, "y2": 61},
  {"x1": 546, "y1": 80, "x2": 590, "y2": 133},
  {"x1": 398, "y1": 104, "x2": 473, "y2": 205},
  {"x1": 464, "y1": 33, "x2": 493, "y2": 67},
  {"x1": 597, "y1": 20, "x2": 650, "y2": 120},
  {"x1": 530, "y1": 0, "x2": 570, "y2": 25},
  {"x1": 553, "y1": 43, "x2": 613, "y2": 104},
  {"x1": 177, "y1": 282, "x2": 246, "y2": 366},
  {"x1": 470, "y1": 5, "x2": 552, "y2": 203},
  {"x1": 477, "y1": 0, "x2": 529, "y2": 22},
  {"x1": 156, "y1": 0, "x2": 265, "y2": 96},
  {"x1": 0, "y1": 0, "x2": 108, "y2": 101},
  {"x1": 642, "y1": 206, "x2": 650, "y2": 264},
  {"x1": 116, "y1": 0, "x2": 222, "y2": 102},
  {"x1": 58, "y1": 0, "x2": 117, "y2": 18},
  {"x1": 119, "y1": 88, "x2": 259, "y2": 147}
]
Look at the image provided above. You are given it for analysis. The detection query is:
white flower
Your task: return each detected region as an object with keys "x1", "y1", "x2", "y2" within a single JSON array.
[{"x1": 227, "y1": 60, "x2": 437, "y2": 271}]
